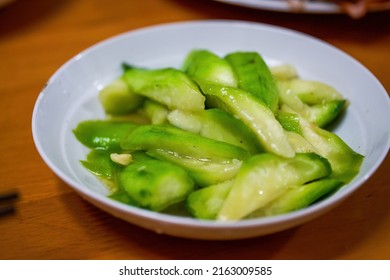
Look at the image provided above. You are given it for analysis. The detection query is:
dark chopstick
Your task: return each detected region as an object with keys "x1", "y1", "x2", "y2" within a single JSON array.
[
  {"x1": 0, "y1": 205, "x2": 15, "y2": 215},
  {"x1": 0, "y1": 191, "x2": 19, "y2": 201},
  {"x1": 0, "y1": 190, "x2": 19, "y2": 216}
]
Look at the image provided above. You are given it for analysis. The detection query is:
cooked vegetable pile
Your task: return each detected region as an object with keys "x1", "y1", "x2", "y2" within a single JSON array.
[{"x1": 73, "y1": 49, "x2": 364, "y2": 221}]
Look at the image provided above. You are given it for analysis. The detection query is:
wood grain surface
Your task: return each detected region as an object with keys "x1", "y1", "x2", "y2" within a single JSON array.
[{"x1": 0, "y1": 0, "x2": 389, "y2": 260}]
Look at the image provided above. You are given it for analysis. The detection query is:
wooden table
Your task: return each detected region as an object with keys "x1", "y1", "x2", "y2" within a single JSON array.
[{"x1": 1, "y1": 0, "x2": 389, "y2": 260}]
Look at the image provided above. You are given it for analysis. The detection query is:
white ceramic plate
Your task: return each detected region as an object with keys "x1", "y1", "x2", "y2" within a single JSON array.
[
  {"x1": 213, "y1": 0, "x2": 390, "y2": 14},
  {"x1": 32, "y1": 20, "x2": 390, "y2": 240}
]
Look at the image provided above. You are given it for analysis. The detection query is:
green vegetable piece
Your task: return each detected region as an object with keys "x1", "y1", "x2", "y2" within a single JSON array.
[
  {"x1": 278, "y1": 79, "x2": 346, "y2": 127},
  {"x1": 276, "y1": 110, "x2": 302, "y2": 135},
  {"x1": 225, "y1": 52, "x2": 279, "y2": 112},
  {"x1": 197, "y1": 80, "x2": 295, "y2": 158},
  {"x1": 182, "y1": 49, "x2": 237, "y2": 87},
  {"x1": 73, "y1": 120, "x2": 139, "y2": 152},
  {"x1": 129, "y1": 151, "x2": 154, "y2": 162},
  {"x1": 141, "y1": 99, "x2": 169, "y2": 124},
  {"x1": 117, "y1": 159, "x2": 194, "y2": 212},
  {"x1": 80, "y1": 149, "x2": 116, "y2": 179},
  {"x1": 285, "y1": 131, "x2": 318, "y2": 154},
  {"x1": 121, "y1": 125, "x2": 250, "y2": 186},
  {"x1": 309, "y1": 100, "x2": 346, "y2": 128},
  {"x1": 167, "y1": 108, "x2": 262, "y2": 155},
  {"x1": 270, "y1": 64, "x2": 299, "y2": 81},
  {"x1": 99, "y1": 77, "x2": 144, "y2": 115},
  {"x1": 109, "y1": 189, "x2": 137, "y2": 206},
  {"x1": 276, "y1": 110, "x2": 319, "y2": 153},
  {"x1": 250, "y1": 177, "x2": 343, "y2": 217},
  {"x1": 186, "y1": 180, "x2": 234, "y2": 220},
  {"x1": 287, "y1": 79, "x2": 344, "y2": 104},
  {"x1": 217, "y1": 153, "x2": 332, "y2": 221},
  {"x1": 123, "y1": 67, "x2": 205, "y2": 112},
  {"x1": 298, "y1": 115, "x2": 364, "y2": 183},
  {"x1": 148, "y1": 149, "x2": 242, "y2": 187},
  {"x1": 121, "y1": 124, "x2": 250, "y2": 163}
]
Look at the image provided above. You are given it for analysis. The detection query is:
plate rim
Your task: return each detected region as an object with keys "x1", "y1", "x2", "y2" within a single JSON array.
[{"x1": 213, "y1": 0, "x2": 390, "y2": 14}]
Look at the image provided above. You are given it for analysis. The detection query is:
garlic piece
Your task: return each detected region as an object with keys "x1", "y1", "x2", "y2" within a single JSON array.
[{"x1": 110, "y1": 153, "x2": 133, "y2": 166}]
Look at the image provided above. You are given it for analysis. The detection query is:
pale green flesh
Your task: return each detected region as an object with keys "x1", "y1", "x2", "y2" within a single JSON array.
[
  {"x1": 183, "y1": 49, "x2": 237, "y2": 87},
  {"x1": 196, "y1": 80, "x2": 295, "y2": 158},
  {"x1": 217, "y1": 153, "x2": 331, "y2": 221},
  {"x1": 124, "y1": 67, "x2": 205, "y2": 112},
  {"x1": 73, "y1": 49, "x2": 363, "y2": 221}
]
